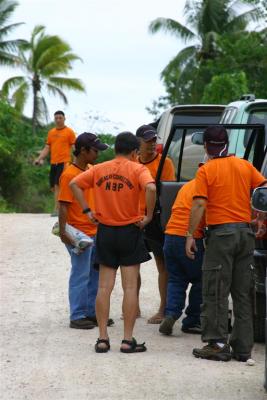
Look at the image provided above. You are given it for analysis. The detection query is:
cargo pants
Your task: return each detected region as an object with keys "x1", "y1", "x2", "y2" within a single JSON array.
[{"x1": 201, "y1": 225, "x2": 255, "y2": 356}]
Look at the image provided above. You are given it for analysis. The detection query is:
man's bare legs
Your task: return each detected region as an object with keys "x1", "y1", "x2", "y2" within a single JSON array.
[
  {"x1": 96, "y1": 265, "x2": 117, "y2": 349},
  {"x1": 120, "y1": 265, "x2": 140, "y2": 349},
  {"x1": 148, "y1": 255, "x2": 168, "y2": 324},
  {"x1": 53, "y1": 184, "x2": 60, "y2": 214},
  {"x1": 120, "y1": 271, "x2": 141, "y2": 319}
]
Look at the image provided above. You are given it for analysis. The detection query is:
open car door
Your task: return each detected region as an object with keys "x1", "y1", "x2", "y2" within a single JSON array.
[{"x1": 149, "y1": 123, "x2": 266, "y2": 237}]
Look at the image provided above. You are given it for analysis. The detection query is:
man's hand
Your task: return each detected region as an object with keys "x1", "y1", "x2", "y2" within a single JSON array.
[
  {"x1": 87, "y1": 211, "x2": 98, "y2": 225},
  {"x1": 186, "y1": 237, "x2": 198, "y2": 259},
  {"x1": 59, "y1": 230, "x2": 75, "y2": 246},
  {"x1": 135, "y1": 215, "x2": 152, "y2": 230},
  {"x1": 34, "y1": 158, "x2": 44, "y2": 166}
]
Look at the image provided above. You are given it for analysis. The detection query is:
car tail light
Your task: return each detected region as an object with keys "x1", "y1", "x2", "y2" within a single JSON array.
[{"x1": 156, "y1": 143, "x2": 163, "y2": 154}]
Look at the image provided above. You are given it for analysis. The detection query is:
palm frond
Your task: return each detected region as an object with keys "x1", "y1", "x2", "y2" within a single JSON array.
[
  {"x1": 11, "y1": 81, "x2": 29, "y2": 113},
  {"x1": 1, "y1": 75, "x2": 25, "y2": 96},
  {"x1": 48, "y1": 77, "x2": 85, "y2": 92},
  {"x1": 0, "y1": 0, "x2": 19, "y2": 26},
  {"x1": 149, "y1": 17, "x2": 195, "y2": 42},
  {"x1": 46, "y1": 83, "x2": 68, "y2": 104},
  {"x1": 226, "y1": 8, "x2": 263, "y2": 32},
  {"x1": 161, "y1": 45, "x2": 198, "y2": 78}
]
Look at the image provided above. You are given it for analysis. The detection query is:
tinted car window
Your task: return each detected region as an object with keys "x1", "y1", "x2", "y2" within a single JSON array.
[{"x1": 167, "y1": 112, "x2": 222, "y2": 181}]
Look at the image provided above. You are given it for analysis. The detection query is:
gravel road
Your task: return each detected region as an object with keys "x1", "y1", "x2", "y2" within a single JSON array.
[{"x1": 0, "y1": 214, "x2": 266, "y2": 400}]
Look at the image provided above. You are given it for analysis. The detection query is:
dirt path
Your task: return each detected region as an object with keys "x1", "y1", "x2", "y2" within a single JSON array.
[{"x1": 0, "y1": 214, "x2": 266, "y2": 400}]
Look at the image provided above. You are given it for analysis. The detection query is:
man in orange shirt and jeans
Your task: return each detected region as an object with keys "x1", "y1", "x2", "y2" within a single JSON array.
[
  {"x1": 159, "y1": 178, "x2": 205, "y2": 336},
  {"x1": 58, "y1": 132, "x2": 108, "y2": 329},
  {"x1": 70, "y1": 132, "x2": 156, "y2": 353},
  {"x1": 136, "y1": 124, "x2": 175, "y2": 324},
  {"x1": 186, "y1": 126, "x2": 267, "y2": 362},
  {"x1": 35, "y1": 110, "x2": 76, "y2": 216}
]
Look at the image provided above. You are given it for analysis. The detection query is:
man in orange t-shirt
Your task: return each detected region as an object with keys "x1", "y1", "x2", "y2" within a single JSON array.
[
  {"x1": 35, "y1": 110, "x2": 76, "y2": 216},
  {"x1": 159, "y1": 178, "x2": 205, "y2": 336},
  {"x1": 136, "y1": 124, "x2": 175, "y2": 324},
  {"x1": 185, "y1": 125, "x2": 267, "y2": 362},
  {"x1": 70, "y1": 132, "x2": 156, "y2": 353},
  {"x1": 58, "y1": 132, "x2": 108, "y2": 330}
]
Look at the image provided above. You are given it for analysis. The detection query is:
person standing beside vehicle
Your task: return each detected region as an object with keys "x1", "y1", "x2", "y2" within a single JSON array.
[
  {"x1": 58, "y1": 132, "x2": 109, "y2": 329},
  {"x1": 185, "y1": 125, "x2": 267, "y2": 362},
  {"x1": 34, "y1": 111, "x2": 76, "y2": 216},
  {"x1": 70, "y1": 132, "x2": 156, "y2": 353},
  {"x1": 136, "y1": 124, "x2": 175, "y2": 324},
  {"x1": 160, "y1": 178, "x2": 205, "y2": 336}
]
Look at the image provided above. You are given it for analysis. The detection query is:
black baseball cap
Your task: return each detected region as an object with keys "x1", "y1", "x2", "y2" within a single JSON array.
[
  {"x1": 136, "y1": 124, "x2": 157, "y2": 142},
  {"x1": 203, "y1": 126, "x2": 229, "y2": 157},
  {"x1": 74, "y1": 132, "x2": 109, "y2": 153}
]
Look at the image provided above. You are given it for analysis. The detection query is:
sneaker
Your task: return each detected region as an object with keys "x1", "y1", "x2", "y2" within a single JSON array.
[
  {"x1": 70, "y1": 318, "x2": 95, "y2": 330},
  {"x1": 159, "y1": 316, "x2": 176, "y2": 335},
  {"x1": 86, "y1": 316, "x2": 115, "y2": 327},
  {"x1": 193, "y1": 343, "x2": 231, "y2": 362},
  {"x1": 231, "y1": 352, "x2": 251, "y2": 362},
  {"x1": 182, "y1": 324, "x2": 202, "y2": 334}
]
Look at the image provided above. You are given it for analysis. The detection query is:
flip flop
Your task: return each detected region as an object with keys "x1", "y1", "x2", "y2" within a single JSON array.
[
  {"x1": 120, "y1": 337, "x2": 147, "y2": 353},
  {"x1": 95, "y1": 338, "x2": 110, "y2": 353},
  {"x1": 147, "y1": 316, "x2": 163, "y2": 324}
]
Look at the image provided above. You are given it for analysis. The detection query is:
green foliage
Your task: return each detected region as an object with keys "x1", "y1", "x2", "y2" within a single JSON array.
[
  {"x1": 0, "y1": 100, "x2": 53, "y2": 212},
  {"x1": 148, "y1": 0, "x2": 266, "y2": 108},
  {"x1": 1, "y1": 25, "x2": 85, "y2": 133},
  {"x1": 0, "y1": 0, "x2": 25, "y2": 66},
  {"x1": 95, "y1": 133, "x2": 115, "y2": 164},
  {"x1": 201, "y1": 71, "x2": 248, "y2": 104}
]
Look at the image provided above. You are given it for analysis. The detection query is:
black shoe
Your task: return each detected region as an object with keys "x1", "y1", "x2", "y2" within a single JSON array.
[
  {"x1": 182, "y1": 324, "x2": 202, "y2": 334},
  {"x1": 231, "y1": 352, "x2": 251, "y2": 362},
  {"x1": 193, "y1": 343, "x2": 231, "y2": 362},
  {"x1": 86, "y1": 316, "x2": 115, "y2": 327},
  {"x1": 70, "y1": 318, "x2": 95, "y2": 329},
  {"x1": 159, "y1": 316, "x2": 176, "y2": 335}
]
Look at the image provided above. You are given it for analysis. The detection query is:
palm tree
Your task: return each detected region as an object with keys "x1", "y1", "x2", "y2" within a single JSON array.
[
  {"x1": 1, "y1": 25, "x2": 85, "y2": 134},
  {"x1": 149, "y1": 0, "x2": 264, "y2": 103},
  {"x1": 0, "y1": 0, "x2": 25, "y2": 65}
]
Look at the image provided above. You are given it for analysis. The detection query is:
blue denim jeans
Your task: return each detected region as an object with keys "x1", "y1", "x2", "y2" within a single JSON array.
[
  {"x1": 66, "y1": 234, "x2": 99, "y2": 320},
  {"x1": 163, "y1": 234, "x2": 204, "y2": 328}
]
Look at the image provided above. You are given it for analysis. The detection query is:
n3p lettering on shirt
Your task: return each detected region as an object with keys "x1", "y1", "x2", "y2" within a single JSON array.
[{"x1": 96, "y1": 174, "x2": 134, "y2": 192}]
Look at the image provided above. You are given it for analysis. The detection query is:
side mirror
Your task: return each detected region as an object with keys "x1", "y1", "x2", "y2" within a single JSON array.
[
  {"x1": 251, "y1": 187, "x2": 267, "y2": 212},
  {"x1": 191, "y1": 131, "x2": 204, "y2": 145}
]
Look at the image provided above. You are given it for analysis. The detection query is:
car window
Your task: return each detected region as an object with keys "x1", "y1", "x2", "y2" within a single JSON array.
[
  {"x1": 220, "y1": 107, "x2": 237, "y2": 124},
  {"x1": 234, "y1": 108, "x2": 267, "y2": 161},
  {"x1": 166, "y1": 111, "x2": 222, "y2": 181}
]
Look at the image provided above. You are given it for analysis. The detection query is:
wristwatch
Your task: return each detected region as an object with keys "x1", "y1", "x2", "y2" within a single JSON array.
[{"x1": 82, "y1": 207, "x2": 91, "y2": 214}]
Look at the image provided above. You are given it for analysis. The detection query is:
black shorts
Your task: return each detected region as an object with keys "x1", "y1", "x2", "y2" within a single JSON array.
[
  {"x1": 95, "y1": 223, "x2": 151, "y2": 269},
  {"x1": 145, "y1": 238, "x2": 164, "y2": 258},
  {"x1": 49, "y1": 163, "x2": 65, "y2": 188}
]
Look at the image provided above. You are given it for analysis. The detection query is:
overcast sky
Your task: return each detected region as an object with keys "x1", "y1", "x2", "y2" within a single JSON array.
[{"x1": 0, "y1": 0, "x2": 189, "y2": 134}]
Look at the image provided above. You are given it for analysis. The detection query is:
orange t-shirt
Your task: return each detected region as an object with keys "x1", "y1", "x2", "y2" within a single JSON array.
[
  {"x1": 58, "y1": 164, "x2": 97, "y2": 237},
  {"x1": 193, "y1": 156, "x2": 266, "y2": 225},
  {"x1": 165, "y1": 179, "x2": 204, "y2": 238},
  {"x1": 138, "y1": 153, "x2": 175, "y2": 214},
  {"x1": 46, "y1": 126, "x2": 76, "y2": 164},
  {"x1": 73, "y1": 157, "x2": 154, "y2": 226}
]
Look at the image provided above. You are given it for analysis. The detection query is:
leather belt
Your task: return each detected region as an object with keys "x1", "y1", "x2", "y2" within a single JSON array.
[{"x1": 208, "y1": 223, "x2": 251, "y2": 231}]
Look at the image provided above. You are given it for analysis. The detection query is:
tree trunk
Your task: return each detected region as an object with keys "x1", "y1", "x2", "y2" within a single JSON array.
[{"x1": 32, "y1": 74, "x2": 41, "y2": 135}]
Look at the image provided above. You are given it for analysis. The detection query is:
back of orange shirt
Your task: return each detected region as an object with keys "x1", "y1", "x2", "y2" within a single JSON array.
[
  {"x1": 166, "y1": 179, "x2": 204, "y2": 238},
  {"x1": 46, "y1": 126, "x2": 76, "y2": 164},
  {"x1": 73, "y1": 157, "x2": 154, "y2": 226},
  {"x1": 58, "y1": 164, "x2": 97, "y2": 237},
  {"x1": 138, "y1": 153, "x2": 175, "y2": 214},
  {"x1": 194, "y1": 156, "x2": 266, "y2": 225}
]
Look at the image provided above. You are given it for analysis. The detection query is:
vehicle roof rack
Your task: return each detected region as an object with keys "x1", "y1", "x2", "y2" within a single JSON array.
[{"x1": 240, "y1": 94, "x2": 256, "y2": 101}]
